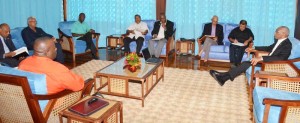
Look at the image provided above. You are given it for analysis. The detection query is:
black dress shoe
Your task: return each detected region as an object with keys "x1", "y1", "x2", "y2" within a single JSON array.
[{"x1": 209, "y1": 70, "x2": 226, "y2": 86}]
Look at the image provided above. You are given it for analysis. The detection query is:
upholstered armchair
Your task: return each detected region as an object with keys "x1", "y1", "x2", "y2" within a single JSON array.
[
  {"x1": 10, "y1": 27, "x2": 34, "y2": 55},
  {"x1": 129, "y1": 20, "x2": 176, "y2": 64},
  {"x1": 252, "y1": 72, "x2": 300, "y2": 123},
  {"x1": 58, "y1": 21, "x2": 100, "y2": 67},
  {"x1": 0, "y1": 66, "x2": 94, "y2": 122}
]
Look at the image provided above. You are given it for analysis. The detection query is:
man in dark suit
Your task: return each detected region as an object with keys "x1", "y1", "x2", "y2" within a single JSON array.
[
  {"x1": 209, "y1": 26, "x2": 292, "y2": 86},
  {"x1": 148, "y1": 13, "x2": 174, "y2": 58},
  {"x1": 21, "y1": 16, "x2": 64, "y2": 63},
  {"x1": 195, "y1": 15, "x2": 224, "y2": 62},
  {"x1": 0, "y1": 23, "x2": 23, "y2": 67}
]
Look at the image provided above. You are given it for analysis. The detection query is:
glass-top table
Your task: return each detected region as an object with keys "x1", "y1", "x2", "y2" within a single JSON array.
[{"x1": 94, "y1": 57, "x2": 164, "y2": 107}]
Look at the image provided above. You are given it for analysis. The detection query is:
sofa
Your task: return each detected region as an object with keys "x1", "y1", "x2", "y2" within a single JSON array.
[
  {"x1": 129, "y1": 20, "x2": 176, "y2": 63},
  {"x1": 199, "y1": 23, "x2": 249, "y2": 62}
]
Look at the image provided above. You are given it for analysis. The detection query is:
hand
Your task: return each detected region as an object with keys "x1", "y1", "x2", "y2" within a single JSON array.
[
  {"x1": 245, "y1": 47, "x2": 255, "y2": 52},
  {"x1": 212, "y1": 37, "x2": 218, "y2": 41},
  {"x1": 153, "y1": 34, "x2": 158, "y2": 39},
  {"x1": 90, "y1": 29, "x2": 95, "y2": 33},
  {"x1": 250, "y1": 57, "x2": 262, "y2": 65},
  {"x1": 130, "y1": 30, "x2": 135, "y2": 34},
  {"x1": 5, "y1": 52, "x2": 16, "y2": 58},
  {"x1": 233, "y1": 39, "x2": 238, "y2": 43}
]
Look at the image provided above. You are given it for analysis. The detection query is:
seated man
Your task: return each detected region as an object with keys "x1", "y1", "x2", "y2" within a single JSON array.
[
  {"x1": 195, "y1": 15, "x2": 224, "y2": 62},
  {"x1": 71, "y1": 13, "x2": 98, "y2": 59},
  {"x1": 123, "y1": 14, "x2": 148, "y2": 54},
  {"x1": 0, "y1": 23, "x2": 24, "y2": 67},
  {"x1": 209, "y1": 26, "x2": 292, "y2": 86},
  {"x1": 22, "y1": 16, "x2": 64, "y2": 63},
  {"x1": 228, "y1": 20, "x2": 254, "y2": 68},
  {"x1": 19, "y1": 37, "x2": 84, "y2": 94},
  {"x1": 148, "y1": 13, "x2": 174, "y2": 58}
]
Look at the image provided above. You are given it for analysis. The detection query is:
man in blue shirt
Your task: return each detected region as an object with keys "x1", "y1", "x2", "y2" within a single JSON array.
[
  {"x1": 21, "y1": 16, "x2": 65, "y2": 63},
  {"x1": 71, "y1": 13, "x2": 98, "y2": 59}
]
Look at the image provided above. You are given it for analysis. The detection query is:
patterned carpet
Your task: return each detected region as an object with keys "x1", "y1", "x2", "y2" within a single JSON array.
[{"x1": 72, "y1": 60, "x2": 251, "y2": 123}]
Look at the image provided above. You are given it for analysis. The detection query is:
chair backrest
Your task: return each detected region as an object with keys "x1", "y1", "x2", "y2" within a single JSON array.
[
  {"x1": 58, "y1": 21, "x2": 76, "y2": 36},
  {"x1": 10, "y1": 27, "x2": 26, "y2": 49},
  {"x1": 0, "y1": 73, "x2": 45, "y2": 122}
]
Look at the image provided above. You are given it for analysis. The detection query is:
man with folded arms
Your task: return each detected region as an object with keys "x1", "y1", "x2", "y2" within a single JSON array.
[
  {"x1": 19, "y1": 37, "x2": 84, "y2": 94},
  {"x1": 123, "y1": 14, "x2": 148, "y2": 55},
  {"x1": 71, "y1": 13, "x2": 98, "y2": 59},
  {"x1": 209, "y1": 26, "x2": 292, "y2": 86},
  {"x1": 0, "y1": 23, "x2": 24, "y2": 67},
  {"x1": 22, "y1": 16, "x2": 65, "y2": 63},
  {"x1": 195, "y1": 15, "x2": 224, "y2": 62}
]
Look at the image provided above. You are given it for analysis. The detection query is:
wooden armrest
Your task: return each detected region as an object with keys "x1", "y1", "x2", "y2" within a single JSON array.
[
  {"x1": 254, "y1": 73, "x2": 299, "y2": 81},
  {"x1": 264, "y1": 98, "x2": 300, "y2": 106},
  {"x1": 35, "y1": 90, "x2": 74, "y2": 100},
  {"x1": 57, "y1": 28, "x2": 72, "y2": 38}
]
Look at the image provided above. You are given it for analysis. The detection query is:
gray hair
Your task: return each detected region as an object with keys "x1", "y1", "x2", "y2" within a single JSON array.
[
  {"x1": 27, "y1": 16, "x2": 36, "y2": 24},
  {"x1": 278, "y1": 26, "x2": 290, "y2": 37},
  {"x1": 211, "y1": 15, "x2": 218, "y2": 20}
]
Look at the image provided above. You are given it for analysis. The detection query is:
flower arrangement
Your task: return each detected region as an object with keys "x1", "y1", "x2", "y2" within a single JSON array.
[{"x1": 124, "y1": 52, "x2": 141, "y2": 72}]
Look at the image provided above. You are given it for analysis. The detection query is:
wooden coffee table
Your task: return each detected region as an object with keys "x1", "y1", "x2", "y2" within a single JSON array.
[
  {"x1": 59, "y1": 96, "x2": 123, "y2": 123},
  {"x1": 94, "y1": 57, "x2": 164, "y2": 107}
]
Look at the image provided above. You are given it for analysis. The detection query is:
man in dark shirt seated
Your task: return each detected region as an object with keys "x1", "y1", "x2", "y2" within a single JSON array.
[
  {"x1": 0, "y1": 23, "x2": 24, "y2": 67},
  {"x1": 21, "y1": 16, "x2": 64, "y2": 63},
  {"x1": 228, "y1": 20, "x2": 254, "y2": 68}
]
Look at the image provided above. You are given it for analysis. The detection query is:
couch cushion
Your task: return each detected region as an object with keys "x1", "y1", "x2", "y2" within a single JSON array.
[
  {"x1": 0, "y1": 66, "x2": 48, "y2": 112},
  {"x1": 288, "y1": 37, "x2": 300, "y2": 68},
  {"x1": 253, "y1": 87, "x2": 300, "y2": 123},
  {"x1": 210, "y1": 45, "x2": 225, "y2": 53}
]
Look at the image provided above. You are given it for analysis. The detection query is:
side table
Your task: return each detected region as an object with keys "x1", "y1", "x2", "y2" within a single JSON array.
[
  {"x1": 175, "y1": 40, "x2": 195, "y2": 55},
  {"x1": 106, "y1": 34, "x2": 124, "y2": 60},
  {"x1": 59, "y1": 96, "x2": 123, "y2": 123}
]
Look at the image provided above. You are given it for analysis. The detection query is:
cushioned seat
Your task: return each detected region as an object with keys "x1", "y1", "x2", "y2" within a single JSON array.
[
  {"x1": 58, "y1": 21, "x2": 100, "y2": 67},
  {"x1": 199, "y1": 23, "x2": 249, "y2": 62},
  {"x1": 253, "y1": 86, "x2": 300, "y2": 123}
]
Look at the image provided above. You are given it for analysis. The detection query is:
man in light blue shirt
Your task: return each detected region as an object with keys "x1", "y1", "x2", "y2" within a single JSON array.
[{"x1": 71, "y1": 13, "x2": 98, "y2": 59}]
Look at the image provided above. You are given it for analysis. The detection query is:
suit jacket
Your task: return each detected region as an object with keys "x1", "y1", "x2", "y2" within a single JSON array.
[
  {"x1": 0, "y1": 34, "x2": 16, "y2": 60},
  {"x1": 151, "y1": 20, "x2": 174, "y2": 40},
  {"x1": 255, "y1": 38, "x2": 292, "y2": 62},
  {"x1": 200, "y1": 23, "x2": 224, "y2": 45}
]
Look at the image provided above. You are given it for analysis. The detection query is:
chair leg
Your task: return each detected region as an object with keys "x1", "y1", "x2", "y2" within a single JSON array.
[{"x1": 73, "y1": 54, "x2": 76, "y2": 67}]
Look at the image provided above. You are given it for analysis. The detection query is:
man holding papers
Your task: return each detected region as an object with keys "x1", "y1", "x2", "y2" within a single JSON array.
[
  {"x1": 195, "y1": 15, "x2": 224, "y2": 62},
  {"x1": 148, "y1": 13, "x2": 174, "y2": 58},
  {"x1": 228, "y1": 20, "x2": 254, "y2": 68},
  {"x1": 123, "y1": 14, "x2": 149, "y2": 54},
  {"x1": 0, "y1": 23, "x2": 24, "y2": 67}
]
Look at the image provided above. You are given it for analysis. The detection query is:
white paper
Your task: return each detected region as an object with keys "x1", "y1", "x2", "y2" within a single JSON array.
[
  {"x1": 13, "y1": 47, "x2": 29, "y2": 56},
  {"x1": 232, "y1": 42, "x2": 245, "y2": 46}
]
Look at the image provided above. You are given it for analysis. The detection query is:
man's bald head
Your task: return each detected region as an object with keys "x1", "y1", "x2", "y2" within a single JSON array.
[
  {"x1": 0, "y1": 23, "x2": 10, "y2": 38},
  {"x1": 33, "y1": 37, "x2": 57, "y2": 60}
]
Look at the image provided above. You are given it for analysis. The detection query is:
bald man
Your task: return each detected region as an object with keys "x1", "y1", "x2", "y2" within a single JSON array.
[
  {"x1": 210, "y1": 26, "x2": 292, "y2": 86},
  {"x1": 195, "y1": 15, "x2": 224, "y2": 62},
  {"x1": 0, "y1": 23, "x2": 23, "y2": 67},
  {"x1": 19, "y1": 37, "x2": 84, "y2": 94}
]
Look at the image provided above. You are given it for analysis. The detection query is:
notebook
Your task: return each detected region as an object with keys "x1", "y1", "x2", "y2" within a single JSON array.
[
  {"x1": 141, "y1": 48, "x2": 161, "y2": 64},
  {"x1": 69, "y1": 97, "x2": 109, "y2": 116}
]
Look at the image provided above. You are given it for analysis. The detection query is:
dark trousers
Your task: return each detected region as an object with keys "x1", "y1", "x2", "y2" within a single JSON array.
[
  {"x1": 54, "y1": 42, "x2": 64, "y2": 63},
  {"x1": 228, "y1": 61, "x2": 261, "y2": 80},
  {"x1": 229, "y1": 44, "x2": 246, "y2": 64},
  {"x1": 78, "y1": 32, "x2": 97, "y2": 58},
  {"x1": 123, "y1": 37, "x2": 144, "y2": 53},
  {"x1": 0, "y1": 58, "x2": 20, "y2": 67}
]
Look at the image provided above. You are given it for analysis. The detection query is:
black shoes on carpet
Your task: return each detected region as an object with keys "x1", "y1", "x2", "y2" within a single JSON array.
[{"x1": 209, "y1": 70, "x2": 231, "y2": 86}]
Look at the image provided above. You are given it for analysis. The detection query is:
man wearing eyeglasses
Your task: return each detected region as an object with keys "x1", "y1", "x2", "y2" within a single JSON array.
[
  {"x1": 21, "y1": 16, "x2": 65, "y2": 63},
  {"x1": 195, "y1": 15, "x2": 224, "y2": 63}
]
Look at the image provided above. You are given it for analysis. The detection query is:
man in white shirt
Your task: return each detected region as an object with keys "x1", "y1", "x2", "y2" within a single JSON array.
[
  {"x1": 209, "y1": 26, "x2": 292, "y2": 86},
  {"x1": 0, "y1": 23, "x2": 23, "y2": 67},
  {"x1": 123, "y1": 14, "x2": 148, "y2": 54},
  {"x1": 148, "y1": 13, "x2": 174, "y2": 58}
]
